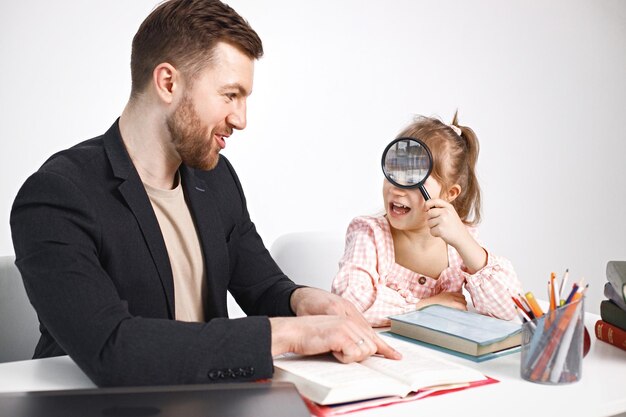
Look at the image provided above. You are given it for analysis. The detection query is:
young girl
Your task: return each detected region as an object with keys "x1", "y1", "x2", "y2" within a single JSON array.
[{"x1": 331, "y1": 114, "x2": 522, "y2": 327}]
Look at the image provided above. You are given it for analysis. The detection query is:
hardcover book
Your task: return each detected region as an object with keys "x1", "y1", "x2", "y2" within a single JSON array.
[
  {"x1": 600, "y1": 299, "x2": 626, "y2": 331},
  {"x1": 604, "y1": 282, "x2": 626, "y2": 311},
  {"x1": 273, "y1": 334, "x2": 492, "y2": 407},
  {"x1": 381, "y1": 332, "x2": 520, "y2": 362},
  {"x1": 388, "y1": 305, "x2": 522, "y2": 357},
  {"x1": 606, "y1": 261, "x2": 626, "y2": 304},
  {"x1": 594, "y1": 319, "x2": 626, "y2": 352}
]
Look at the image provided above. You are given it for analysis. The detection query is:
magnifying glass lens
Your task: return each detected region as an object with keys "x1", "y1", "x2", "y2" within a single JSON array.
[{"x1": 382, "y1": 138, "x2": 432, "y2": 188}]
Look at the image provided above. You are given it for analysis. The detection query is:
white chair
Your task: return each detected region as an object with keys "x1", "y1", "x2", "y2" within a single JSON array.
[
  {"x1": 269, "y1": 231, "x2": 345, "y2": 291},
  {"x1": 0, "y1": 255, "x2": 40, "y2": 362},
  {"x1": 226, "y1": 231, "x2": 346, "y2": 318}
]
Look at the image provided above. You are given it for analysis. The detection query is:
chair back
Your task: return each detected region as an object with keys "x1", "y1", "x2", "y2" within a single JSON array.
[
  {"x1": 270, "y1": 231, "x2": 345, "y2": 291},
  {"x1": 0, "y1": 256, "x2": 39, "y2": 362}
]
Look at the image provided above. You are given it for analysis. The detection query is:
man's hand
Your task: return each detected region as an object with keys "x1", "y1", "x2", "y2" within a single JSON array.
[
  {"x1": 290, "y1": 287, "x2": 370, "y2": 327},
  {"x1": 276, "y1": 287, "x2": 401, "y2": 362},
  {"x1": 270, "y1": 315, "x2": 401, "y2": 363}
]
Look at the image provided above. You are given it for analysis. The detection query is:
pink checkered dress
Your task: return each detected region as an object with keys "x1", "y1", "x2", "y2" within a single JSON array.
[{"x1": 331, "y1": 215, "x2": 522, "y2": 327}]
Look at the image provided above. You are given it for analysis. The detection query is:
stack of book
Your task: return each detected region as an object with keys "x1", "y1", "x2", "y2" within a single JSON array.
[{"x1": 595, "y1": 261, "x2": 626, "y2": 351}]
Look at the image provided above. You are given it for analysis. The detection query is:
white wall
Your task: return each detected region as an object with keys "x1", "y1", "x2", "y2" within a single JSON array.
[{"x1": 1, "y1": 1, "x2": 625, "y2": 315}]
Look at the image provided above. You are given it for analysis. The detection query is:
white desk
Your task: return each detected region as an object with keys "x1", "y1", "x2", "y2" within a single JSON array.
[{"x1": 0, "y1": 311, "x2": 624, "y2": 417}]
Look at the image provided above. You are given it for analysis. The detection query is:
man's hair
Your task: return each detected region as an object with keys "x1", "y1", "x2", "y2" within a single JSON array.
[{"x1": 130, "y1": 0, "x2": 263, "y2": 98}]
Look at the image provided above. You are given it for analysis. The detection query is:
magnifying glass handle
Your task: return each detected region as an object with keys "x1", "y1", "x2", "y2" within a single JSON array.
[{"x1": 419, "y1": 185, "x2": 430, "y2": 201}]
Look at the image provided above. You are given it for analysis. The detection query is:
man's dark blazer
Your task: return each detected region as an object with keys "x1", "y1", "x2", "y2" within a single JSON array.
[{"x1": 10, "y1": 120, "x2": 300, "y2": 386}]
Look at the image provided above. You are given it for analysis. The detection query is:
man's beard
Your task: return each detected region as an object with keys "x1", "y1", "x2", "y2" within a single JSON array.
[{"x1": 167, "y1": 94, "x2": 220, "y2": 171}]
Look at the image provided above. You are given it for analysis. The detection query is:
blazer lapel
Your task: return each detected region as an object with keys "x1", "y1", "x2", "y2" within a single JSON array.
[
  {"x1": 180, "y1": 165, "x2": 229, "y2": 318},
  {"x1": 103, "y1": 121, "x2": 176, "y2": 318}
]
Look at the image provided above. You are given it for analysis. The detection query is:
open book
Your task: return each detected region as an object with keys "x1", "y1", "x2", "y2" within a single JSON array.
[{"x1": 273, "y1": 334, "x2": 492, "y2": 407}]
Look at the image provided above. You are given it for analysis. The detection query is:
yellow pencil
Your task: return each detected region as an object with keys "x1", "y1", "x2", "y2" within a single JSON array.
[{"x1": 525, "y1": 291, "x2": 544, "y2": 318}]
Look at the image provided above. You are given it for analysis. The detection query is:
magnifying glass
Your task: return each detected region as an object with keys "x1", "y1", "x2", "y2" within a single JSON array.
[{"x1": 381, "y1": 137, "x2": 433, "y2": 201}]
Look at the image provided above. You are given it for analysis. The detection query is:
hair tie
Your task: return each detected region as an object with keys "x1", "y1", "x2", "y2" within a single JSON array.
[{"x1": 449, "y1": 124, "x2": 462, "y2": 137}]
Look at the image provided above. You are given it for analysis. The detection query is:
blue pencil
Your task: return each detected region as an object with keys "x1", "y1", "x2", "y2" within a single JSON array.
[{"x1": 564, "y1": 283, "x2": 579, "y2": 305}]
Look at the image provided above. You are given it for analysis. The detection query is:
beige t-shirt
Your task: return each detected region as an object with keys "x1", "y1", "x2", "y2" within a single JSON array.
[{"x1": 144, "y1": 175, "x2": 206, "y2": 322}]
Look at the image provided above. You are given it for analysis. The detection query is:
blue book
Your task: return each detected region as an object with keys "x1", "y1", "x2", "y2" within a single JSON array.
[
  {"x1": 380, "y1": 331, "x2": 521, "y2": 362},
  {"x1": 388, "y1": 305, "x2": 522, "y2": 358}
]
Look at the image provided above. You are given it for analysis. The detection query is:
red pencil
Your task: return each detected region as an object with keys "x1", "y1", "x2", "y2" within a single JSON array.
[
  {"x1": 518, "y1": 294, "x2": 535, "y2": 319},
  {"x1": 511, "y1": 296, "x2": 530, "y2": 316}
]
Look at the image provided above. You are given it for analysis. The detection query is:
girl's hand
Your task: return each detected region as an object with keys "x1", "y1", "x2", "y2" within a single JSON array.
[
  {"x1": 424, "y1": 198, "x2": 470, "y2": 247},
  {"x1": 416, "y1": 292, "x2": 468, "y2": 311},
  {"x1": 424, "y1": 198, "x2": 488, "y2": 274}
]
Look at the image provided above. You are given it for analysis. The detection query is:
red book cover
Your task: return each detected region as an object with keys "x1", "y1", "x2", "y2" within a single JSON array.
[
  {"x1": 303, "y1": 376, "x2": 498, "y2": 417},
  {"x1": 595, "y1": 319, "x2": 626, "y2": 352}
]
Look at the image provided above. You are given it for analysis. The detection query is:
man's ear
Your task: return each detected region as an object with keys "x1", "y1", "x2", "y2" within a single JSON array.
[
  {"x1": 152, "y1": 63, "x2": 179, "y2": 104},
  {"x1": 446, "y1": 184, "x2": 462, "y2": 203}
]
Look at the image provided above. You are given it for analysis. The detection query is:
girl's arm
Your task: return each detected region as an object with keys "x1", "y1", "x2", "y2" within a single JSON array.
[
  {"x1": 425, "y1": 199, "x2": 522, "y2": 320},
  {"x1": 331, "y1": 218, "x2": 417, "y2": 327},
  {"x1": 425, "y1": 198, "x2": 487, "y2": 273},
  {"x1": 457, "y1": 232, "x2": 522, "y2": 320}
]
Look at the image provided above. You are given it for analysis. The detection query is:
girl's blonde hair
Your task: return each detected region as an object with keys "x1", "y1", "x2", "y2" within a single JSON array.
[{"x1": 396, "y1": 111, "x2": 482, "y2": 225}]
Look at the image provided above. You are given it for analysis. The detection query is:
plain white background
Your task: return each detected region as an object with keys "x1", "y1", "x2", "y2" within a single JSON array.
[{"x1": 1, "y1": 1, "x2": 625, "y2": 314}]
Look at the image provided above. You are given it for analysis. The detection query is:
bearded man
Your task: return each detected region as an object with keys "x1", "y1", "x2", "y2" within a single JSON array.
[{"x1": 10, "y1": 0, "x2": 398, "y2": 387}]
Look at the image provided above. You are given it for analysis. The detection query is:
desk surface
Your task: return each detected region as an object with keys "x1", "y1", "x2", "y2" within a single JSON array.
[{"x1": 0, "y1": 311, "x2": 624, "y2": 417}]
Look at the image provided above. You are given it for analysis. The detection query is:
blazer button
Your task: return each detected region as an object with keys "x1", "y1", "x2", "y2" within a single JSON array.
[{"x1": 418, "y1": 276, "x2": 427, "y2": 285}]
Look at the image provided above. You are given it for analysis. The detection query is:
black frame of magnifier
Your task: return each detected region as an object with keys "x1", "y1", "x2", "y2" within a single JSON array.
[{"x1": 381, "y1": 137, "x2": 433, "y2": 201}]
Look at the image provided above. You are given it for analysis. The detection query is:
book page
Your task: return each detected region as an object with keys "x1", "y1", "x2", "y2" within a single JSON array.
[
  {"x1": 361, "y1": 335, "x2": 486, "y2": 390},
  {"x1": 275, "y1": 354, "x2": 393, "y2": 387},
  {"x1": 308, "y1": 384, "x2": 470, "y2": 416},
  {"x1": 273, "y1": 354, "x2": 410, "y2": 405}
]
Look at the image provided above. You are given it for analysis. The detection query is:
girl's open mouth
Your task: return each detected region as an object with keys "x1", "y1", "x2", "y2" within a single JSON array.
[{"x1": 390, "y1": 202, "x2": 411, "y2": 215}]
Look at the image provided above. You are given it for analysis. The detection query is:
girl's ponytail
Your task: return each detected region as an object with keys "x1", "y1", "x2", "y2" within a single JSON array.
[{"x1": 451, "y1": 111, "x2": 481, "y2": 225}]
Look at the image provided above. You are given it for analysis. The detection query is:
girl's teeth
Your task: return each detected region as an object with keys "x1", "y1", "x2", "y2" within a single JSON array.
[{"x1": 391, "y1": 202, "x2": 411, "y2": 214}]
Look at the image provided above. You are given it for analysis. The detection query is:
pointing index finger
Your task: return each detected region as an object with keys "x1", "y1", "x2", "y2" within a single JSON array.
[{"x1": 373, "y1": 334, "x2": 402, "y2": 360}]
